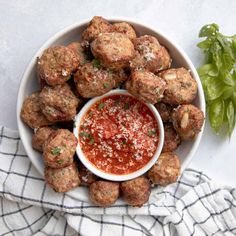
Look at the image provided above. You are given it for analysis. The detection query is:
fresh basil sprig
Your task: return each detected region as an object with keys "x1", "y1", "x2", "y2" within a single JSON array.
[{"x1": 197, "y1": 23, "x2": 236, "y2": 136}]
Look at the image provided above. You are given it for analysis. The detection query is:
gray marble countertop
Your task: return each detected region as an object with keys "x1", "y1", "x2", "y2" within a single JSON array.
[{"x1": 0, "y1": 0, "x2": 236, "y2": 187}]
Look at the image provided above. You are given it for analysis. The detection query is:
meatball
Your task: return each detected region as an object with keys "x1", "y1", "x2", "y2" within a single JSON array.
[
  {"x1": 91, "y1": 32, "x2": 135, "y2": 70},
  {"x1": 79, "y1": 163, "x2": 97, "y2": 186},
  {"x1": 43, "y1": 129, "x2": 77, "y2": 168},
  {"x1": 162, "y1": 123, "x2": 181, "y2": 152},
  {"x1": 120, "y1": 176, "x2": 151, "y2": 207},
  {"x1": 130, "y1": 35, "x2": 171, "y2": 73},
  {"x1": 155, "y1": 102, "x2": 173, "y2": 122},
  {"x1": 32, "y1": 127, "x2": 55, "y2": 152},
  {"x1": 159, "y1": 68, "x2": 198, "y2": 105},
  {"x1": 74, "y1": 62, "x2": 116, "y2": 98},
  {"x1": 37, "y1": 46, "x2": 79, "y2": 86},
  {"x1": 20, "y1": 92, "x2": 52, "y2": 129},
  {"x1": 112, "y1": 22, "x2": 136, "y2": 41},
  {"x1": 172, "y1": 104, "x2": 204, "y2": 140},
  {"x1": 147, "y1": 152, "x2": 180, "y2": 186},
  {"x1": 125, "y1": 70, "x2": 166, "y2": 104},
  {"x1": 67, "y1": 42, "x2": 87, "y2": 66},
  {"x1": 81, "y1": 16, "x2": 112, "y2": 48},
  {"x1": 111, "y1": 69, "x2": 129, "y2": 88},
  {"x1": 39, "y1": 84, "x2": 80, "y2": 122},
  {"x1": 89, "y1": 181, "x2": 120, "y2": 207},
  {"x1": 45, "y1": 162, "x2": 80, "y2": 192}
]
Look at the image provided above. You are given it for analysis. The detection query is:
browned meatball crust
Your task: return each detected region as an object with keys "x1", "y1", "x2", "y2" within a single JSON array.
[
  {"x1": 147, "y1": 152, "x2": 180, "y2": 186},
  {"x1": 67, "y1": 42, "x2": 87, "y2": 66},
  {"x1": 130, "y1": 35, "x2": 171, "y2": 73},
  {"x1": 172, "y1": 104, "x2": 204, "y2": 140},
  {"x1": 89, "y1": 181, "x2": 120, "y2": 207},
  {"x1": 162, "y1": 123, "x2": 181, "y2": 152},
  {"x1": 126, "y1": 70, "x2": 166, "y2": 104},
  {"x1": 32, "y1": 127, "x2": 56, "y2": 152},
  {"x1": 155, "y1": 102, "x2": 173, "y2": 122},
  {"x1": 120, "y1": 176, "x2": 151, "y2": 207},
  {"x1": 43, "y1": 129, "x2": 77, "y2": 168},
  {"x1": 112, "y1": 69, "x2": 129, "y2": 87},
  {"x1": 45, "y1": 162, "x2": 80, "y2": 192},
  {"x1": 159, "y1": 68, "x2": 198, "y2": 105},
  {"x1": 112, "y1": 22, "x2": 136, "y2": 41},
  {"x1": 91, "y1": 32, "x2": 135, "y2": 70},
  {"x1": 20, "y1": 92, "x2": 52, "y2": 129},
  {"x1": 39, "y1": 84, "x2": 80, "y2": 122},
  {"x1": 79, "y1": 163, "x2": 97, "y2": 186},
  {"x1": 37, "y1": 46, "x2": 79, "y2": 86},
  {"x1": 81, "y1": 16, "x2": 112, "y2": 48},
  {"x1": 74, "y1": 62, "x2": 116, "y2": 98}
]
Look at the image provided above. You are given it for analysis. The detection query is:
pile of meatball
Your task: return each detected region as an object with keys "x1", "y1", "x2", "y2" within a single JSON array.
[{"x1": 20, "y1": 16, "x2": 204, "y2": 207}]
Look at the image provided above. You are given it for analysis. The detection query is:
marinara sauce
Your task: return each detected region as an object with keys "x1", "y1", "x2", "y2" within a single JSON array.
[{"x1": 79, "y1": 94, "x2": 159, "y2": 175}]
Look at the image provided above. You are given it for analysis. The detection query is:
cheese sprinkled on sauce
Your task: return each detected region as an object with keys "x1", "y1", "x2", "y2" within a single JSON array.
[{"x1": 79, "y1": 94, "x2": 159, "y2": 175}]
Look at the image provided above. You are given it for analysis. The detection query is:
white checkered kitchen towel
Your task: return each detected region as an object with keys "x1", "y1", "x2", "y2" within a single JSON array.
[{"x1": 0, "y1": 126, "x2": 236, "y2": 236}]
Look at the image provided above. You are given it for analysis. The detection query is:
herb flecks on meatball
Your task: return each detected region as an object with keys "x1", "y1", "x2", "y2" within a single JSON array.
[
  {"x1": 39, "y1": 84, "x2": 80, "y2": 122},
  {"x1": 45, "y1": 162, "x2": 80, "y2": 192},
  {"x1": 112, "y1": 22, "x2": 137, "y2": 41},
  {"x1": 89, "y1": 181, "x2": 120, "y2": 207},
  {"x1": 121, "y1": 176, "x2": 151, "y2": 207},
  {"x1": 162, "y1": 123, "x2": 181, "y2": 152},
  {"x1": 131, "y1": 35, "x2": 171, "y2": 73},
  {"x1": 126, "y1": 70, "x2": 166, "y2": 104},
  {"x1": 159, "y1": 68, "x2": 198, "y2": 105},
  {"x1": 147, "y1": 152, "x2": 180, "y2": 186},
  {"x1": 32, "y1": 127, "x2": 56, "y2": 152},
  {"x1": 43, "y1": 129, "x2": 77, "y2": 168},
  {"x1": 172, "y1": 104, "x2": 204, "y2": 140},
  {"x1": 37, "y1": 46, "x2": 79, "y2": 86},
  {"x1": 20, "y1": 92, "x2": 53, "y2": 129},
  {"x1": 81, "y1": 16, "x2": 113, "y2": 48},
  {"x1": 74, "y1": 61, "x2": 116, "y2": 98},
  {"x1": 67, "y1": 42, "x2": 88, "y2": 66},
  {"x1": 154, "y1": 102, "x2": 173, "y2": 122},
  {"x1": 91, "y1": 32, "x2": 135, "y2": 70}
]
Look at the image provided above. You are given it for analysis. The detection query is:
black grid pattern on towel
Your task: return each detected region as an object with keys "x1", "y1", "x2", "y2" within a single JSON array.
[{"x1": 0, "y1": 126, "x2": 236, "y2": 236}]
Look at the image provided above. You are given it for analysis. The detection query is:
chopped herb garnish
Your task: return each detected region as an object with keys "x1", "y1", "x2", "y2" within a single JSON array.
[
  {"x1": 92, "y1": 59, "x2": 101, "y2": 69},
  {"x1": 148, "y1": 130, "x2": 156, "y2": 136},
  {"x1": 122, "y1": 140, "x2": 127, "y2": 145},
  {"x1": 56, "y1": 159, "x2": 64, "y2": 164},
  {"x1": 107, "y1": 68, "x2": 113, "y2": 75},
  {"x1": 124, "y1": 103, "x2": 130, "y2": 110},
  {"x1": 114, "y1": 99, "x2": 120, "y2": 106},
  {"x1": 103, "y1": 83, "x2": 109, "y2": 88},
  {"x1": 79, "y1": 132, "x2": 90, "y2": 138},
  {"x1": 89, "y1": 137, "x2": 95, "y2": 145},
  {"x1": 98, "y1": 103, "x2": 105, "y2": 110},
  {"x1": 51, "y1": 147, "x2": 62, "y2": 155},
  {"x1": 89, "y1": 111, "x2": 93, "y2": 116}
]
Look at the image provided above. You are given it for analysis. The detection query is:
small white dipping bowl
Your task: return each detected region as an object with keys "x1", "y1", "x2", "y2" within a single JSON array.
[{"x1": 73, "y1": 89, "x2": 164, "y2": 181}]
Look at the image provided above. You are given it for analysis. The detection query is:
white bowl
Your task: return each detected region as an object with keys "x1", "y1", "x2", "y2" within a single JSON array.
[
  {"x1": 73, "y1": 89, "x2": 164, "y2": 181},
  {"x1": 16, "y1": 17, "x2": 205, "y2": 201}
]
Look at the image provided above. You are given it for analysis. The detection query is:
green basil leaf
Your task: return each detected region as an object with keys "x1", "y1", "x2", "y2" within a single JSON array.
[
  {"x1": 197, "y1": 39, "x2": 213, "y2": 50},
  {"x1": 209, "y1": 99, "x2": 225, "y2": 133},
  {"x1": 232, "y1": 92, "x2": 236, "y2": 108},
  {"x1": 222, "y1": 87, "x2": 234, "y2": 99},
  {"x1": 199, "y1": 23, "x2": 219, "y2": 37},
  {"x1": 198, "y1": 64, "x2": 213, "y2": 76},
  {"x1": 226, "y1": 101, "x2": 235, "y2": 136},
  {"x1": 201, "y1": 76, "x2": 224, "y2": 101}
]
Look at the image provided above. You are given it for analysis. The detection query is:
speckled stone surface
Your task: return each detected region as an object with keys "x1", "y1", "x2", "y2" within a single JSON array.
[{"x1": 0, "y1": 0, "x2": 236, "y2": 186}]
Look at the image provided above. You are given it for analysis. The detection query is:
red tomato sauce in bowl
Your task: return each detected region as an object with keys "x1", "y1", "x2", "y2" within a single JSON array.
[{"x1": 78, "y1": 94, "x2": 159, "y2": 175}]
